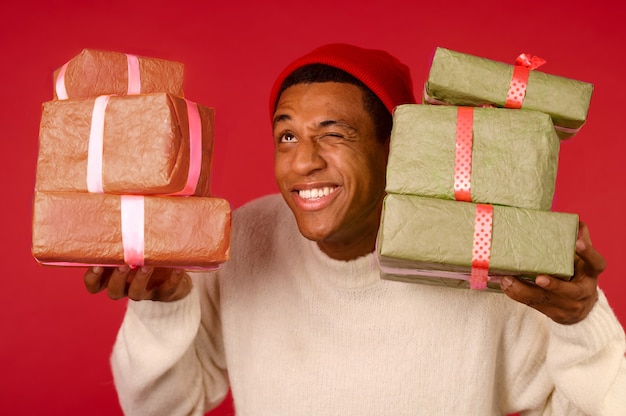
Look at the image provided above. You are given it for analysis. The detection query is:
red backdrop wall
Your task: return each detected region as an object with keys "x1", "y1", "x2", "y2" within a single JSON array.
[{"x1": 1, "y1": 0, "x2": 624, "y2": 414}]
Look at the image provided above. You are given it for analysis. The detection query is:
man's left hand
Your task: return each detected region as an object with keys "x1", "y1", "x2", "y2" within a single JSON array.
[{"x1": 500, "y1": 221, "x2": 604, "y2": 325}]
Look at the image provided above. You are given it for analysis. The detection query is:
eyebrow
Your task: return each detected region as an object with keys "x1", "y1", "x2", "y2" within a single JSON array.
[
  {"x1": 273, "y1": 115, "x2": 357, "y2": 134},
  {"x1": 272, "y1": 113, "x2": 291, "y2": 127},
  {"x1": 319, "y1": 119, "x2": 356, "y2": 133}
]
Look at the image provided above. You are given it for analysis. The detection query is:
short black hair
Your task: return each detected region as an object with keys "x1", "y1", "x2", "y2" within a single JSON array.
[{"x1": 275, "y1": 64, "x2": 393, "y2": 143}]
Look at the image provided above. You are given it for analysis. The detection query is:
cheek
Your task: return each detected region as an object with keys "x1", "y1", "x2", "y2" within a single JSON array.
[
  {"x1": 352, "y1": 148, "x2": 388, "y2": 187},
  {"x1": 274, "y1": 152, "x2": 289, "y2": 180}
]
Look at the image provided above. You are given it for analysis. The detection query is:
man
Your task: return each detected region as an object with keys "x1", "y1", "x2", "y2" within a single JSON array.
[{"x1": 84, "y1": 43, "x2": 626, "y2": 415}]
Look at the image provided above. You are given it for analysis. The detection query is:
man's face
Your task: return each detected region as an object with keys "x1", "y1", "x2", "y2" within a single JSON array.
[{"x1": 273, "y1": 82, "x2": 389, "y2": 260}]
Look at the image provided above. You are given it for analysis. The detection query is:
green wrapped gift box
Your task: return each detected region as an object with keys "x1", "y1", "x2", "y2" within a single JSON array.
[
  {"x1": 424, "y1": 47, "x2": 593, "y2": 139},
  {"x1": 387, "y1": 104, "x2": 560, "y2": 211},
  {"x1": 377, "y1": 194, "x2": 578, "y2": 292}
]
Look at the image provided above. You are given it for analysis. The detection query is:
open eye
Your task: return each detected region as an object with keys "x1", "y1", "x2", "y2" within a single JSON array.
[{"x1": 279, "y1": 132, "x2": 298, "y2": 143}]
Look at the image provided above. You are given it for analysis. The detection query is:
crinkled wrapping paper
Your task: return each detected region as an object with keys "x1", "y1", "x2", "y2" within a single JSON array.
[
  {"x1": 377, "y1": 194, "x2": 578, "y2": 291},
  {"x1": 31, "y1": 191, "x2": 231, "y2": 268},
  {"x1": 36, "y1": 93, "x2": 214, "y2": 196},
  {"x1": 53, "y1": 49, "x2": 185, "y2": 100},
  {"x1": 424, "y1": 47, "x2": 593, "y2": 139},
  {"x1": 387, "y1": 104, "x2": 560, "y2": 210}
]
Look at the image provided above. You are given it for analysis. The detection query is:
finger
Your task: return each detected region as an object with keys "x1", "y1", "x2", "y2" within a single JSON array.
[
  {"x1": 107, "y1": 266, "x2": 132, "y2": 300},
  {"x1": 534, "y1": 274, "x2": 588, "y2": 301},
  {"x1": 575, "y1": 222, "x2": 606, "y2": 278},
  {"x1": 569, "y1": 256, "x2": 588, "y2": 283},
  {"x1": 502, "y1": 275, "x2": 598, "y2": 324},
  {"x1": 501, "y1": 276, "x2": 570, "y2": 322},
  {"x1": 578, "y1": 220, "x2": 593, "y2": 245},
  {"x1": 502, "y1": 276, "x2": 570, "y2": 311},
  {"x1": 84, "y1": 266, "x2": 110, "y2": 294},
  {"x1": 519, "y1": 274, "x2": 594, "y2": 306},
  {"x1": 501, "y1": 275, "x2": 541, "y2": 302},
  {"x1": 127, "y1": 266, "x2": 154, "y2": 300},
  {"x1": 150, "y1": 269, "x2": 190, "y2": 301}
]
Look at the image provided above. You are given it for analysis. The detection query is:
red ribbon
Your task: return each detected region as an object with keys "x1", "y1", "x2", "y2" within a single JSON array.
[
  {"x1": 470, "y1": 204, "x2": 493, "y2": 290},
  {"x1": 516, "y1": 53, "x2": 547, "y2": 70},
  {"x1": 454, "y1": 107, "x2": 474, "y2": 202},
  {"x1": 505, "y1": 53, "x2": 546, "y2": 109}
]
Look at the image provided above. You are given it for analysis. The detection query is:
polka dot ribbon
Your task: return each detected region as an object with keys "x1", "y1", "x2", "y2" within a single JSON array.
[
  {"x1": 454, "y1": 107, "x2": 474, "y2": 202},
  {"x1": 504, "y1": 53, "x2": 546, "y2": 109},
  {"x1": 470, "y1": 204, "x2": 494, "y2": 290}
]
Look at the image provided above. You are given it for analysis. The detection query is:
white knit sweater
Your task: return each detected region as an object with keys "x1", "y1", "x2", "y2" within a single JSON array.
[{"x1": 111, "y1": 194, "x2": 626, "y2": 415}]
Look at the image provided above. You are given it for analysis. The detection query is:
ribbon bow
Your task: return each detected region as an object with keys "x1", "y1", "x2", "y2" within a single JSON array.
[
  {"x1": 515, "y1": 53, "x2": 546, "y2": 70},
  {"x1": 505, "y1": 53, "x2": 547, "y2": 109}
]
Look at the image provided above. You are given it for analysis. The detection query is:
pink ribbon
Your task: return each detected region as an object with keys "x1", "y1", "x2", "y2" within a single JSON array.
[
  {"x1": 125, "y1": 54, "x2": 141, "y2": 94},
  {"x1": 168, "y1": 100, "x2": 203, "y2": 196},
  {"x1": 54, "y1": 53, "x2": 141, "y2": 100},
  {"x1": 86, "y1": 97, "x2": 202, "y2": 195},
  {"x1": 37, "y1": 259, "x2": 221, "y2": 270},
  {"x1": 55, "y1": 62, "x2": 70, "y2": 100},
  {"x1": 121, "y1": 195, "x2": 145, "y2": 267},
  {"x1": 87, "y1": 95, "x2": 112, "y2": 193},
  {"x1": 454, "y1": 107, "x2": 474, "y2": 202},
  {"x1": 470, "y1": 204, "x2": 494, "y2": 290}
]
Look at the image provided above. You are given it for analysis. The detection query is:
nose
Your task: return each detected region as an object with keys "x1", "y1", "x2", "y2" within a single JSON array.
[{"x1": 291, "y1": 139, "x2": 326, "y2": 175}]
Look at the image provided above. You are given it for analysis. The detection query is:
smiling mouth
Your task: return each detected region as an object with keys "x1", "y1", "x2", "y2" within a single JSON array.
[{"x1": 297, "y1": 186, "x2": 337, "y2": 200}]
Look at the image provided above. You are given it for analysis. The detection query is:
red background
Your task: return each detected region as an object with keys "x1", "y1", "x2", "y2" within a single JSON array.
[{"x1": 1, "y1": 1, "x2": 624, "y2": 414}]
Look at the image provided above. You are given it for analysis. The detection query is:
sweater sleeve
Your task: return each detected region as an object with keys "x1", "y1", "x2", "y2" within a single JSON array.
[
  {"x1": 546, "y1": 290, "x2": 626, "y2": 415},
  {"x1": 110, "y1": 272, "x2": 229, "y2": 416}
]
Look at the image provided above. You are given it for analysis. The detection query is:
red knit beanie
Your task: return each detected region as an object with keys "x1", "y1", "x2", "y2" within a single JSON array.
[{"x1": 269, "y1": 43, "x2": 417, "y2": 121}]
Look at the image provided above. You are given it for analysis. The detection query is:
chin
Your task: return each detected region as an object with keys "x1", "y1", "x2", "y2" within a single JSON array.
[
  {"x1": 296, "y1": 224, "x2": 330, "y2": 242},
  {"x1": 293, "y1": 216, "x2": 335, "y2": 243}
]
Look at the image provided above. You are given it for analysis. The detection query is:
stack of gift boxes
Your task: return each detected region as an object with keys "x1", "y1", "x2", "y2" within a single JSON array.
[
  {"x1": 377, "y1": 47, "x2": 593, "y2": 292},
  {"x1": 31, "y1": 49, "x2": 231, "y2": 270}
]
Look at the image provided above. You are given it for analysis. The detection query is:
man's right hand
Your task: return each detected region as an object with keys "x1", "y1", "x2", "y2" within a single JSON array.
[{"x1": 84, "y1": 266, "x2": 192, "y2": 302}]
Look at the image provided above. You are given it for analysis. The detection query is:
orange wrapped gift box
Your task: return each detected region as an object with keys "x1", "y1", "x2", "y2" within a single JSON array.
[
  {"x1": 32, "y1": 191, "x2": 231, "y2": 269},
  {"x1": 53, "y1": 49, "x2": 185, "y2": 100},
  {"x1": 36, "y1": 93, "x2": 214, "y2": 196}
]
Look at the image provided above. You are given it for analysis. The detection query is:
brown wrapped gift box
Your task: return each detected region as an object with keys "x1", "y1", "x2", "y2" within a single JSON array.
[
  {"x1": 36, "y1": 93, "x2": 214, "y2": 196},
  {"x1": 32, "y1": 191, "x2": 231, "y2": 268},
  {"x1": 53, "y1": 49, "x2": 185, "y2": 100}
]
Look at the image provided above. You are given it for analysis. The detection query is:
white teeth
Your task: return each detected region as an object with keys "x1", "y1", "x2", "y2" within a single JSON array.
[{"x1": 299, "y1": 187, "x2": 335, "y2": 200}]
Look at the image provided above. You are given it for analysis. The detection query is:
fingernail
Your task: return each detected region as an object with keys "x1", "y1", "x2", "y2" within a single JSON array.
[
  {"x1": 576, "y1": 239, "x2": 586, "y2": 251},
  {"x1": 535, "y1": 275, "x2": 550, "y2": 287},
  {"x1": 140, "y1": 266, "x2": 153, "y2": 274},
  {"x1": 92, "y1": 266, "x2": 103, "y2": 275},
  {"x1": 501, "y1": 277, "x2": 513, "y2": 289},
  {"x1": 118, "y1": 265, "x2": 130, "y2": 273}
]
